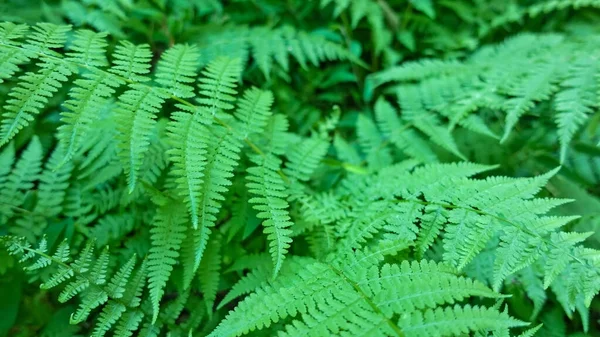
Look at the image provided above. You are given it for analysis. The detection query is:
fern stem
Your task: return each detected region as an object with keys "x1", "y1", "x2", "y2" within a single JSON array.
[{"x1": 327, "y1": 264, "x2": 405, "y2": 337}]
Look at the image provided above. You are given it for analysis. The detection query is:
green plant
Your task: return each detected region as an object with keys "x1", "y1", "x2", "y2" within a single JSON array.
[{"x1": 0, "y1": 1, "x2": 599, "y2": 337}]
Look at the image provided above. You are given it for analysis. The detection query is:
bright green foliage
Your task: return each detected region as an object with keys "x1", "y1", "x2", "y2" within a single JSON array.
[
  {"x1": 210, "y1": 244, "x2": 524, "y2": 337},
  {"x1": 246, "y1": 154, "x2": 293, "y2": 278},
  {"x1": 367, "y1": 32, "x2": 600, "y2": 162},
  {"x1": 1, "y1": 237, "x2": 148, "y2": 335},
  {"x1": 155, "y1": 44, "x2": 199, "y2": 98},
  {"x1": 147, "y1": 201, "x2": 187, "y2": 323},
  {"x1": 0, "y1": 136, "x2": 43, "y2": 225},
  {"x1": 195, "y1": 25, "x2": 354, "y2": 78},
  {"x1": 1, "y1": 1, "x2": 600, "y2": 337}
]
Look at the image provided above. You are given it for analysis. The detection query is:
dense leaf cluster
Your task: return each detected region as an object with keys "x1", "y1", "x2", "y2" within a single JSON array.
[{"x1": 0, "y1": 1, "x2": 599, "y2": 337}]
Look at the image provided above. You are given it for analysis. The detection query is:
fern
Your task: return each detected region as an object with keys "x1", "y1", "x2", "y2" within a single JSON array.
[
  {"x1": 197, "y1": 56, "x2": 242, "y2": 114},
  {"x1": 209, "y1": 243, "x2": 524, "y2": 337},
  {"x1": 0, "y1": 22, "x2": 30, "y2": 83},
  {"x1": 155, "y1": 44, "x2": 200, "y2": 98},
  {"x1": 1, "y1": 237, "x2": 148, "y2": 336},
  {"x1": 147, "y1": 199, "x2": 187, "y2": 323},
  {"x1": 0, "y1": 58, "x2": 74, "y2": 145},
  {"x1": 195, "y1": 25, "x2": 355, "y2": 78},
  {"x1": 366, "y1": 32, "x2": 600, "y2": 161},
  {"x1": 109, "y1": 41, "x2": 153, "y2": 82},
  {"x1": 58, "y1": 69, "x2": 121, "y2": 160},
  {"x1": 1, "y1": 4, "x2": 600, "y2": 335},
  {"x1": 246, "y1": 154, "x2": 294, "y2": 278},
  {"x1": 0, "y1": 136, "x2": 43, "y2": 224},
  {"x1": 115, "y1": 85, "x2": 166, "y2": 193},
  {"x1": 198, "y1": 235, "x2": 221, "y2": 314}
]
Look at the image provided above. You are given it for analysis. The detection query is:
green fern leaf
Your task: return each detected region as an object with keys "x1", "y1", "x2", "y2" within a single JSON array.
[
  {"x1": 197, "y1": 56, "x2": 242, "y2": 114},
  {"x1": 0, "y1": 22, "x2": 30, "y2": 83},
  {"x1": 398, "y1": 85, "x2": 465, "y2": 159},
  {"x1": 58, "y1": 70, "x2": 122, "y2": 160},
  {"x1": 554, "y1": 56, "x2": 598, "y2": 162},
  {"x1": 166, "y1": 107, "x2": 212, "y2": 228},
  {"x1": 109, "y1": 41, "x2": 153, "y2": 82},
  {"x1": 114, "y1": 311, "x2": 145, "y2": 337},
  {"x1": 398, "y1": 305, "x2": 527, "y2": 337},
  {"x1": 502, "y1": 60, "x2": 561, "y2": 142},
  {"x1": 116, "y1": 85, "x2": 167, "y2": 192},
  {"x1": 233, "y1": 87, "x2": 274, "y2": 139},
  {"x1": 0, "y1": 58, "x2": 75, "y2": 145},
  {"x1": 415, "y1": 204, "x2": 447, "y2": 257},
  {"x1": 284, "y1": 136, "x2": 329, "y2": 182},
  {"x1": 209, "y1": 245, "x2": 514, "y2": 337},
  {"x1": 23, "y1": 23, "x2": 71, "y2": 55},
  {"x1": 196, "y1": 25, "x2": 354, "y2": 78},
  {"x1": 246, "y1": 155, "x2": 294, "y2": 277},
  {"x1": 66, "y1": 30, "x2": 109, "y2": 67},
  {"x1": 180, "y1": 117, "x2": 243, "y2": 287},
  {"x1": 544, "y1": 231, "x2": 592, "y2": 288},
  {"x1": 199, "y1": 236, "x2": 222, "y2": 314},
  {"x1": 0, "y1": 136, "x2": 43, "y2": 223},
  {"x1": 93, "y1": 302, "x2": 127, "y2": 337},
  {"x1": 156, "y1": 44, "x2": 200, "y2": 98},
  {"x1": 37, "y1": 148, "x2": 71, "y2": 212},
  {"x1": 0, "y1": 142, "x2": 15, "y2": 188},
  {"x1": 147, "y1": 201, "x2": 187, "y2": 323}
]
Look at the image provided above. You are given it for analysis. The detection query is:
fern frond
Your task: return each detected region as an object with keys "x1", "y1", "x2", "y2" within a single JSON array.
[
  {"x1": 197, "y1": 56, "x2": 242, "y2": 114},
  {"x1": 554, "y1": 56, "x2": 598, "y2": 162},
  {"x1": 35, "y1": 146, "x2": 73, "y2": 216},
  {"x1": 398, "y1": 305, "x2": 527, "y2": 337},
  {"x1": 195, "y1": 25, "x2": 354, "y2": 78},
  {"x1": 544, "y1": 231, "x2": 592, "y2": 288},
  {"x1": 148, "y1": 201, "x2": 187, "y2": 323},
  {"x1": 233, "y1": 87, "x2": 274, "y2": 139},
  {"x1": 58, "y1": 70, "x2": 122, "y2": 160},
  {"x1": 246, "y1": 154, "x2": 294, "y2": 277},
  {"x1": 366, "y1": 32, "x2": 598, "y2": 160},
  {"x1": 2, "y1": 237, "x2": 148, "y2": 336},
  {"x1": 318, "y1": 162, "x2": 600, "y2": 300},
  {"x1": 179, "y1": 119, "x2": 243, "y2": 287},
  {"x1": 166, "y1": 107, "x2": 212, "y2": 228},
  {"x1": 114, "y1": 311, "x2": 144, "y2": 337},
  {"x1": 155, "y1": 44, "x2": 200, "y2": 98},
  {"x1": 66, "y1": 30, "x2": 109, "y2": 67},
  {"x1": 209, "y1": 246, "x2": 516, "y2": 337},
  {"x1": 356, "y1": 114, "x2": 392, "y2": 170},
  {"x1": 516, "y1": 266, "x2": 547, "y2": 319},
  {"x1": 0, "y1": 22, "x2": 30, "y2": 83},
  {"x1": 23, "y1": 23, "x2": 71, "y2": 55},
  {"x1": 199, "y1": 236, "x2": 222, "y2": 314},
  {"x1": 90, "y1": 213, "x2": 135, "y2": 248},
  {"x1": 365, "y1": 59, "x2": 468, "y2": 100},
  {"x1": 0, "y1": 58, "x2": 75, "y2": 145},
  {"x1": 501, "y1": 59, "x2": 561, "y2": 142},
  {"x1": 374, "y1": 98, "x2": 437, "y2": 163},
  {"x1": 284, "y1": 136, "x2": 329, "y2": 182},
  {"x1": 0, "y1": 136, "x2": 43, "y2": 223},
  {"x1": 109, "y1": 41, "x2": 153, "y2": 82},
  {"x1": 115, "y1": 85, "x2": 167, "y2": 192},
  {"x1": 415, "y1": 204, "x2": 448, "y2": 257},
  {"x1": 397, "y1": 86, "x2": 465, "y2": 159},
  {"x1": 0, "y1": 142, "x2": 15, "y2": 187},
  {"x1": 218, "y1": 263, "x2": 270, "y2": 310}
]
